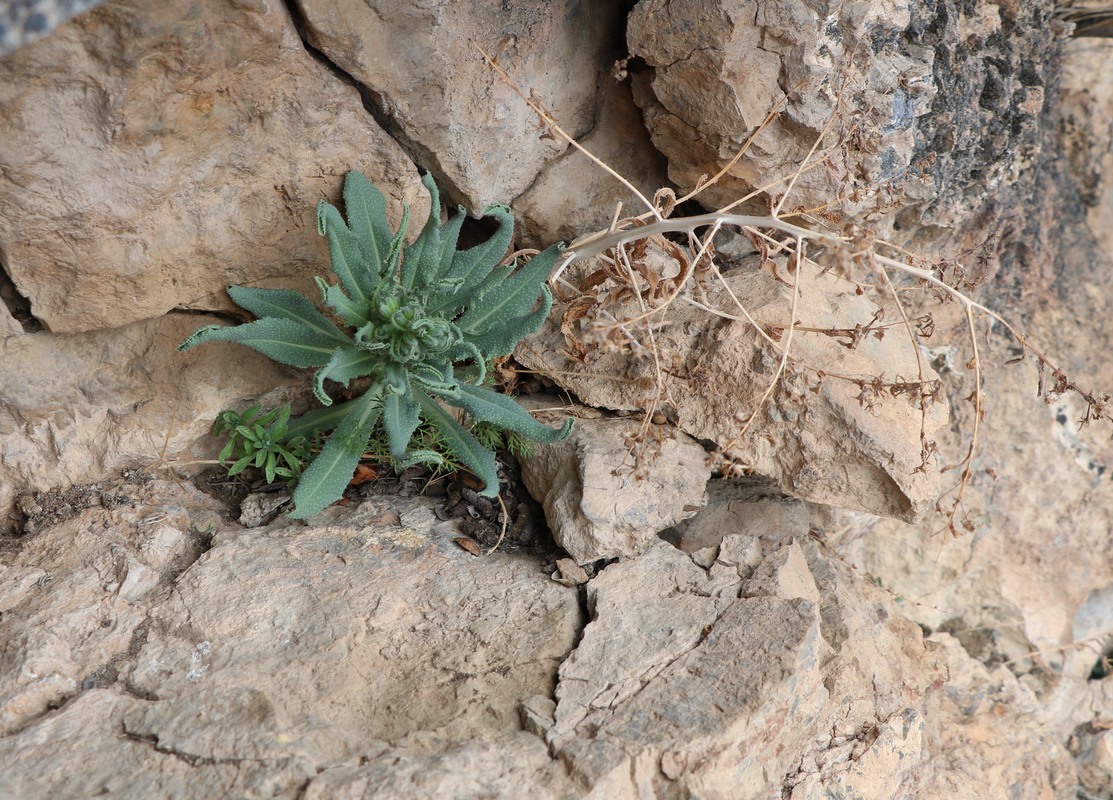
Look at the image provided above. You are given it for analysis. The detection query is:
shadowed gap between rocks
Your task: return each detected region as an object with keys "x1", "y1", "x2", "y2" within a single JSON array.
[{"x1": 0, "y1": 255, "x2": 37, "y2": 333}]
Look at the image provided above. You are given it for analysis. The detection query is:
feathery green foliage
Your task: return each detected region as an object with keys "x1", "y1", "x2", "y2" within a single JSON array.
[{"x1": 180, "y1": 170, "x2": 572, "y2": 517}]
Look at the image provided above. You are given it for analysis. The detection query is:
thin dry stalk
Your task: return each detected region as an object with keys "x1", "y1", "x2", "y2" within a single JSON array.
[
  {"x1": 487, "y1": 493, "x2": 511, "y2": 555},
  {"x1": 720, "y1": 236, "x2": 805, "y2": 460}
]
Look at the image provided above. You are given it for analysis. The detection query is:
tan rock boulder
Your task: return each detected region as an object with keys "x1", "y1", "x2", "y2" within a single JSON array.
[
  {"x1": 545, "y1": 535, "x2": 940, "y2": 798},
  {"x1": 0, "y1": 474, "x2": 1105, "y2": 798},
  {"x1": 519, "y1": 413, "x2": 710, "y2": 564},
  {"x1": 627, "y1": 0, "x2": 928, "y2": 216},
  {"x1": 0, "y1": 0, "x2": 426, "y2": 335},
  {"x1": 514, "y1": 78, "x2": 671, "y2": 248},
  {"x1": 626, "y1": 0, "x2": 1062, "y2": 261},
  {"x1": 0, "y1": 484, "x2": 585, "y2": 798},
  {"x1": 519, "y1": 255, "x2": 946, "y2": 521},
  {"x1": 293, "y1": 0, "x2": 622, "y2": 214}
]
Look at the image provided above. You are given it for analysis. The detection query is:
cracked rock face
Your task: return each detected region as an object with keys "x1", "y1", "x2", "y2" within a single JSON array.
[
  {"x1": 0, "y1": 484, "x2": 585, "y2": 798},
  {"x1": 519, "y1": 413, "x2": 711, "y2": 564},
  {"x1": 2, "y1": 2, "x2": 1113, "y2": 797},
  {"x1": 0, "y1": 0, "x2": 426, "y2": 335},
  {"x1": 2, "y1": 484, "x2": 1102, "y2": 798},
  {"x1": 0, "y1": 313, "x2": 300, "y2": 533},
  {"x1": 294, "y1": 0, "x2": 622, "y2": 215},
  {"x1": 519, "y1": 256, "x2": 947, "y2": 522},
  {"x1": 627, "y1": 0, "x2": 1063, "y2": 266},
  {"x1": 543, "y1": 536, "x2": 936, "y2": 797},
  {"x1": 513, "y1": 78, "x2": 671, "y2": 247}
]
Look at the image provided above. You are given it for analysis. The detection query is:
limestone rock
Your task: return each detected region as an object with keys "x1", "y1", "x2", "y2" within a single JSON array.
[
  {"x1": 1, "y1": 3, "x2": 1111, "y2": 797},
  {"x1": 545, "y1": 537, "x2": 940, "y2": 798},
  {"x1": 514, "y1": 78, "x2": 671, "y2": 248},
  {"x1": 0, "y1": 303, "x2": 21, "y2": 338},
  {"x1": 917, "y1": 633, "x2": 1081, "y2": 799},
  {"x1": 819, "y1": 37, "x2": 1113, "y2": 796},
  {"x1": 0, "y1": 0, "x2": 427, "y2": 334},
  {"x1": 0, "y1": 691, "x2": 203, "y2": 799},
  {"x1": 1073, "y1": 726, "x2": 1113, "y2": 798},
  {"x1": 518, "y1": 414, "x2": 710, "y2": 564},
  {"x1": 661, "y1": 476, "x2": 810, "y2": 553},
  {"x1": 519, "y1": 257, "x2": 946, "y2": 521},
  {"x1": 295, "y1": 0, "x2": 621, "y2": 214},
  {"x1": 301, "y1": 735, "x2": 580, "y2": 800},
  {"x1": 627, "y1": 0, "x2": 1063, "y2": 261},
  {"x1": 0, "y1": 313, "x2": 299, "y2": 529},
  {"x1": 120, "y1": 496, "x2": 583, "y2": 748},
  {"x1": 835, "y1": 288, "x2": 1113, "y2": 703},
  {"x1": 1061, "y1": 38, "x2": 1113, "y2": 263},
  {"x1": 237, "y1": 491, "x2": 291, "y2": 528},
  {"x1": 0, "y1": 484, "x2": 584, "y2": 798},
  {"x1": 627, "y1": 0, "x2": 923, "y2": 215},
  {"x1": 0, "y1": 469, "x2": 1108, "y2": 797},
  {"x1": 0, "y1": 480, "x2": 226, "y2": 735}
]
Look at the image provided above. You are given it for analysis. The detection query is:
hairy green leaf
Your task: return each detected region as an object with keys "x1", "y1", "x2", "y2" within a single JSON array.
[
  {"x1": 342, "y1": 170, "x2": 394, "y2": 280},
  {"x1": 435, "y1": 208, "x2": 466, "y2": 283},
  {"x1": 449, "y1": 383, "x2": 573, "y2": 444},
  {"x1": 179, "y1": 319, "x2": 341, "y2": 368},
  {"x1": 285, "y1": 396, "x2": 367, "y2": 442},
  {"x1": 464, "y1": 287, "x2": 554, "y2": 358},
  {"x1": 386, "y1": 204, "x2": 410, "y2": 280},
  {"x1": 229, "y1": 454, "x2": 253, "y2": 475},
  {"x1": 317, "y1": 200, "x2": 376, "y2": 304},
  {"x1": 400, "y1": 172, "x2": 442, "y2": 293},
  {"x1": 456, "y1": 244, "x2": 562, "y2": 336},
  {"x1": 444, "y1": 204, "x2": 514, "y2": 287},
  {"x1": 290, "y1": 390, "x2": 381, "y2": 519},
  {"x1": 428, "y1": 263, "x2": 514, "y2": 316},
  {"x1": 415, "y1": 388, "x2": 499, "y2": 497},
  {"x1": 403, "y1": 173, "x2": 443, "y2": 293},
  {"x1": 393, "y1": 449, "x2": 447, "y2": 470},
  {"x1": 226, "y1": 286, "x2": 349, "y2": 343},
  {"x1": 312, "y1": 346, "x2": 381, "y2": 404},
  {"x1": 383, "y1": 382, "x2": 421, "y2": 458},
  {"x1": 318, "y1": 280, "x2": 371, "y2": 328}
]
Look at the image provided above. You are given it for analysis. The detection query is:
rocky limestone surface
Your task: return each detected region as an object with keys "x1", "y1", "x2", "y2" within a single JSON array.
[
  {"x1": 519, "y1": 254, "x2": 947, "y2": 522},
  {"x1": 627, "y1": 0, "x2": 1063, "y2": 269},
  {"x1": 1061, "y1": 36, "x2": 1113, "y2": 266},
  {"x1": 0, "y1": 480, "x2": 584, "y2": 798},
  {"x1": 1, "y1": 0, "x2": 1113, "y2": 797},
  {"x1": 0, "y1": 0, "x2": 427, "y2": 335},
  {"x1": 0, "y1": 478, "x2": 1107, "y2": 798},
  {"x1": 514, "y1": 77, "x2": 672, "y2": 247},
  {"x1": 519, "y1": 412, "x2": 711, "y2": 564},
  {"x1": 294, "y1": 0, "x2": 621, "y2": 216}
]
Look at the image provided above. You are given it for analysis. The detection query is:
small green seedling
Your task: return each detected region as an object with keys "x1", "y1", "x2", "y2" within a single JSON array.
[
  {"x1": 181, "y1": 170, "x2": 572, "y2": 518},
  {"x1": 211, "y1": 403, "x2": 309, "y2": 485}
]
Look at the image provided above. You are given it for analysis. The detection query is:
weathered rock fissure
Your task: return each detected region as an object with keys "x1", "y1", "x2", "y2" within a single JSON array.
[
  {"x1": 277, "y1": 0, "x2": 422, "y2": 180},
  {"x1": 0, "y1": 259, "x2": 33, "y2": 334}
]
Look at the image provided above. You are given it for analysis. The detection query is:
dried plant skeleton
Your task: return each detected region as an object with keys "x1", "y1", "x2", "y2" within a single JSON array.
[{"x1": 478, "y1": 43, "x2": 1113, "y2": 536}]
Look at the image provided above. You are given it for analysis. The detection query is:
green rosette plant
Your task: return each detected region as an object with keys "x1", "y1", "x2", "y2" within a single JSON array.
[{"x1": 180, "y1": 170, "x2": 572, "y2": 518}]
